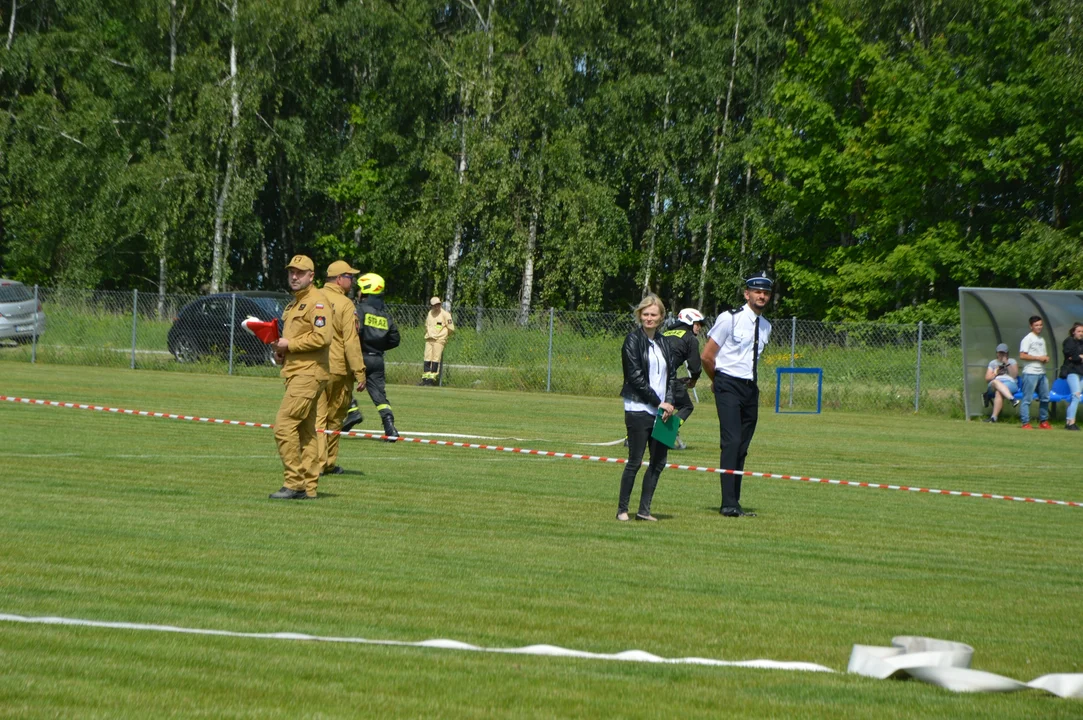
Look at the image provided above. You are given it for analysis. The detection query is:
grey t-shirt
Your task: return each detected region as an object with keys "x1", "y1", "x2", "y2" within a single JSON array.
[{"x1": 987, "y1": 358, "x2": 1017, "y2": 381}]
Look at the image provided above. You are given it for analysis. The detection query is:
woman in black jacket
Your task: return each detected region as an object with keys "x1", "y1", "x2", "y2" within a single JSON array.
[
  {"x1": 617, "y1": 294, "x2": 677, "y2": 521},
  {"x1": 1062, "y1": 322, "x2": 1083, "y2": 431}
]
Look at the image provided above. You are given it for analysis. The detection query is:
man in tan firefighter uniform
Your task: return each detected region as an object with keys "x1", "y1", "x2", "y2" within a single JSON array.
[
  {"x1": 269, "y1": 255, "x2": 334, "y2": 500},
  {"x1": 420, "y1": 296, "x2": 455, "y2": 385},
  {"x1": 316, "y1": 260, "x2": 367, "y2": 476}
]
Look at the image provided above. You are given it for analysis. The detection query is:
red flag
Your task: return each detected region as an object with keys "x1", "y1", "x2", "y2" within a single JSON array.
[{"x1": 241, "y1": 316, "x2": 280, "y2": 344}]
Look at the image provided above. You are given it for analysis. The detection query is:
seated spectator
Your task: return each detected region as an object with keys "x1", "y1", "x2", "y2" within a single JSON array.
[
  {"x1": 1061, "y1": 322, "x2": 1083, "y2": 431},
  {"x1": 983, "y1": 343, "x2": 1019, "y2": 423}
]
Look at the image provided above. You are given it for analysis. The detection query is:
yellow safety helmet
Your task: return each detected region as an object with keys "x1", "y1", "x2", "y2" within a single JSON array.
[{"x1": 357, "y1": 273, "x2": 385, "y2": 295}]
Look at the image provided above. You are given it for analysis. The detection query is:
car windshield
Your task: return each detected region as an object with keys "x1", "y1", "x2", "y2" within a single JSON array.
[
  {"x1": 0, "y1": 283, "x2": 34, "y2": 303},
  {"x1": 249, "y1": 296, "x2": 287, "y2": 318}
]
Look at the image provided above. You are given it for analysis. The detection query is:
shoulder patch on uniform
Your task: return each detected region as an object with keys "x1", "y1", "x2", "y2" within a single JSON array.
[
  {"x1": 728, "y1": 308, "x2": 740, "y2": 315},
  {"x1": 299, "y1": 303, "x2": 307, "y2": 310},
  {"x1": 315, "y1": 316, "x2": 326, "y2": 328}
]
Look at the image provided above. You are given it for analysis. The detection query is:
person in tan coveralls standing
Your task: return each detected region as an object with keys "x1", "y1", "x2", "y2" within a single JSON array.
[
  {"x1": 269, "y1": 255, "x2": 334, "y2": 500},
  {"x1": 316, "y1": 260, "x2": 367, "y2": 476},
  {"x1": 420, "y1": 296, "x2": 454, "y2": 385}
]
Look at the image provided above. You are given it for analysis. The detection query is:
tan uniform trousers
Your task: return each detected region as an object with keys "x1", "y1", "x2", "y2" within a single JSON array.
[
  {"x1": 316, "y1": 373, "x2": 353, "y2": 474},
  {"x1": 274, "y1": 375, "x2": 326, "y2": 497},
  {"x1": 424, "y1": 339, "x2": 447, "y2": 364}
]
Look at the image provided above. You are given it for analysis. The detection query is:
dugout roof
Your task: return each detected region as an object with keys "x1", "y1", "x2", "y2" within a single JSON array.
[{"x1": 959, "y1": 287, "x2": 1083, "y2": 418}]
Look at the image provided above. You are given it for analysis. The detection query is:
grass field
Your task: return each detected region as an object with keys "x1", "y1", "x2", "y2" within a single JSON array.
[
  {"x1": 1, "y1": 295, "x2": 964, "y2": 412},
  {"x1": 1, "y1": 365, "x2": 1080, "y2": 718}
]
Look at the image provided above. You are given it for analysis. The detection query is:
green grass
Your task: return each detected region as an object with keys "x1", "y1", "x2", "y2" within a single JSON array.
[
  {"x1": 1, "y1": 298, "x2": 966, "y2": 411},
  {"x1": 1, "y1": 365, "x2": 1081, "y2": 718}
]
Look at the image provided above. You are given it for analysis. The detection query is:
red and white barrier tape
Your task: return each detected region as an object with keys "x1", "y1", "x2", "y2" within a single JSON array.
[{"x1": 3, "y1": 394, "x2": 1081, "y2": 508}]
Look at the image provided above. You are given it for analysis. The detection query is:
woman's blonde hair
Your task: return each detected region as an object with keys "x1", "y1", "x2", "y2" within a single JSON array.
[{"x1": 633, "y1": 294, "x2": 666, "y2": 324}]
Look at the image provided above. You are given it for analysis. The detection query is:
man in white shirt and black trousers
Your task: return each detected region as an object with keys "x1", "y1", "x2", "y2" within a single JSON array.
[{"x1": 701, "y1": 274, "x2": 773, "y2": 518}]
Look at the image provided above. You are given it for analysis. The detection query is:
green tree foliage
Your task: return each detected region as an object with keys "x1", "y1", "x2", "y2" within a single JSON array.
[
  {"x1": 0, "y1": 0, "x2": 1078, "y2": 320},
  {"x1": 756, "y1": 0, "x2": 1082, "y2": 320}
]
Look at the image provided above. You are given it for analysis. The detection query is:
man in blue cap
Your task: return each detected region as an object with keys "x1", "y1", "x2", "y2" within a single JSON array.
[{"x1": 700, "y1": 273, "x2": 773, "y2": 517}]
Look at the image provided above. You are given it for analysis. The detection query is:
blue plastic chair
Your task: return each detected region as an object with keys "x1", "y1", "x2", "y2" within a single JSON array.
[
  {"x1": 1011, "y1": 378, "x2": 1064, "y2": 420},
  {"x1": 1050, "y1": 378, "x2": 1071, "y2": 404},
  {"x1": 1012, "y1": 378, "x2": 1063, "y2": 404}
]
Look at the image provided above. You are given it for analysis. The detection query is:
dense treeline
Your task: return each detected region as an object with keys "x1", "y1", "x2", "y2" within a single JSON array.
[{"x1": 0, "y1": 0, "x2": 1079, "y2": 320}]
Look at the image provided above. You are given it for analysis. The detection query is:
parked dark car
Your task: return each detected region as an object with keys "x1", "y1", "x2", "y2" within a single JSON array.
[{"x1": 167, "y1": 292, "x2": 290, "y2": 365}]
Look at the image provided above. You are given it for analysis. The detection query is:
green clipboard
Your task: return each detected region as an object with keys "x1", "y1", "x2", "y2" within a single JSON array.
[{"x1": 650, "y1": 410, "x2": 680, "y2": 448}]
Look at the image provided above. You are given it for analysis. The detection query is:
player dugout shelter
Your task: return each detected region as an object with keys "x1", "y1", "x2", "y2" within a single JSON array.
[{"x1": 959, "y1": 287, "x2": 1083, "y2": 419}]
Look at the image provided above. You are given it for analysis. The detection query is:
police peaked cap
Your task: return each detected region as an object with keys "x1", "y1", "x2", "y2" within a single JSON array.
[{"x1": 745, "y1": 273, "x2": 773, "y2": 291}]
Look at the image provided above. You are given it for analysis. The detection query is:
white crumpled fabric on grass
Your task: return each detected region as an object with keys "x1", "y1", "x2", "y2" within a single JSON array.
[{"x1": 848, "y1": 636, "x2": 1083, "y2": 698}]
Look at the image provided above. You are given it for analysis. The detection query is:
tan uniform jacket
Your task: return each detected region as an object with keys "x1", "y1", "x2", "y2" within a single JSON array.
[
  {"x1": 323, "y1": 283, "x2": 366, "y2": 384},
  {"x1": 280, "y1": 285, "x2": 333, "y2": 381},
  {"x1": 425, "y1": 308, "x2": 455, "y2": 342}
]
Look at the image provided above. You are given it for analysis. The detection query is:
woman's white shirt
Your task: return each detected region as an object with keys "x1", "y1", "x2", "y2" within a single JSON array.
[{"x1": 624, "y1": 336, "x2": 667, "y2": 413}]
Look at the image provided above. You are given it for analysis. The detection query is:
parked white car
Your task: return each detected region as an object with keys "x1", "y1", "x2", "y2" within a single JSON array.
[{"x1": 0, "y1": 279, "x2": 46, "y2": 343}]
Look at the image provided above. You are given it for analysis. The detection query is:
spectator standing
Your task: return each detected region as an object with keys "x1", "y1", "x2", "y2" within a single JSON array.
[
  {"x1": 269, "y1": 255, "x2": 333, "y2": 500},
  {"x1": 356, "y1": 272, "x2": 402, "y2": 440},
  {"x1": 662, "y1": 308, "x2": 705, "y2": 449},
  {"x1": 1061, "y1": 322, "x2": 1083, "y2": 431},
  {"x1": 1018, "y1": 315, "x2": 1052, "y2": 430},
  {"x1": 420, "y1": 297, "x2": 455, "y2": 386},
  {"x1": 617, "y1": 294, "x2": 677, "y2": 522},
  {"x1": 982, "y1": 343, "x2": 1019, "y2": 423},
  {"x1": 316, "y1": 261, "x2": 367, "y2": 476},
  {"x1": 700, "y1": 274, "x2": 773, "y2": 517}
]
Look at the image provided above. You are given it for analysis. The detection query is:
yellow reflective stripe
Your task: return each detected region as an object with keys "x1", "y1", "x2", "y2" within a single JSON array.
[
  {"x1": 376, "y1": 404, "x2": 391, "y2": 412},
  {"x1": 364, "y1": 313, "x2": 389, "y2": 330},
  {"x1": 662, "y1": 329, "x2": 686, "y2": 338}
]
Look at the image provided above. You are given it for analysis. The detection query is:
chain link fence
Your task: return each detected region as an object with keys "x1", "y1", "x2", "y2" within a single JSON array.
[{"x1": 0, "y1": 287, "x2": 963, "y2": 414}]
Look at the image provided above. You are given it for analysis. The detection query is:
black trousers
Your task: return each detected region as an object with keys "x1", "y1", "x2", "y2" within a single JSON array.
[
  {"x1": 673, "y1": 381, "x2": 694, "y2": 423},
  {"x1": 363, "y1": 352, "x2": 393, "y2": 419},
  {"x1": 713, "y1": 373, "x2": 759, "y2": 511},
  {"x1": 619, "y1": 410, "x2": 669, "y2": 516}
]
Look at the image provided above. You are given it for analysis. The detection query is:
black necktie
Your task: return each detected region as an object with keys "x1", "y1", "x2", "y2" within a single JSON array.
[{"x1": 752, "y1": 316, "x2": 760, "y2": 384}]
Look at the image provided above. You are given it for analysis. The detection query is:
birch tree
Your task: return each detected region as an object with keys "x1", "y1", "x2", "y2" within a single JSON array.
[
  {"x1": 210, "y1": 0, "x2": 239, "y2": 293},
  {"x1": 697, "y1": 0, "x2": 741, "y2": 309}
]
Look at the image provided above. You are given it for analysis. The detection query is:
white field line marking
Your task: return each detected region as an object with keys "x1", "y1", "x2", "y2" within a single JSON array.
[
  {"x1": 0, "y1": 613, "x2": 834, "y2": 673},
  {"x1": 3, "y1": 394, "x2": 1082, "y2": 508}
]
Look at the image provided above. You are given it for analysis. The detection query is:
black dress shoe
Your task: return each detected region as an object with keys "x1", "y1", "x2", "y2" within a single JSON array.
[
  {"x1": 320, "y1": 465, "x2": 345, "y2": 476},
  {"x1": 269, "y1": 487, "x2": 307, "y2": 500},
  {"x1": 721, "y1": 507, "x2": 756, "y2": 517}
]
